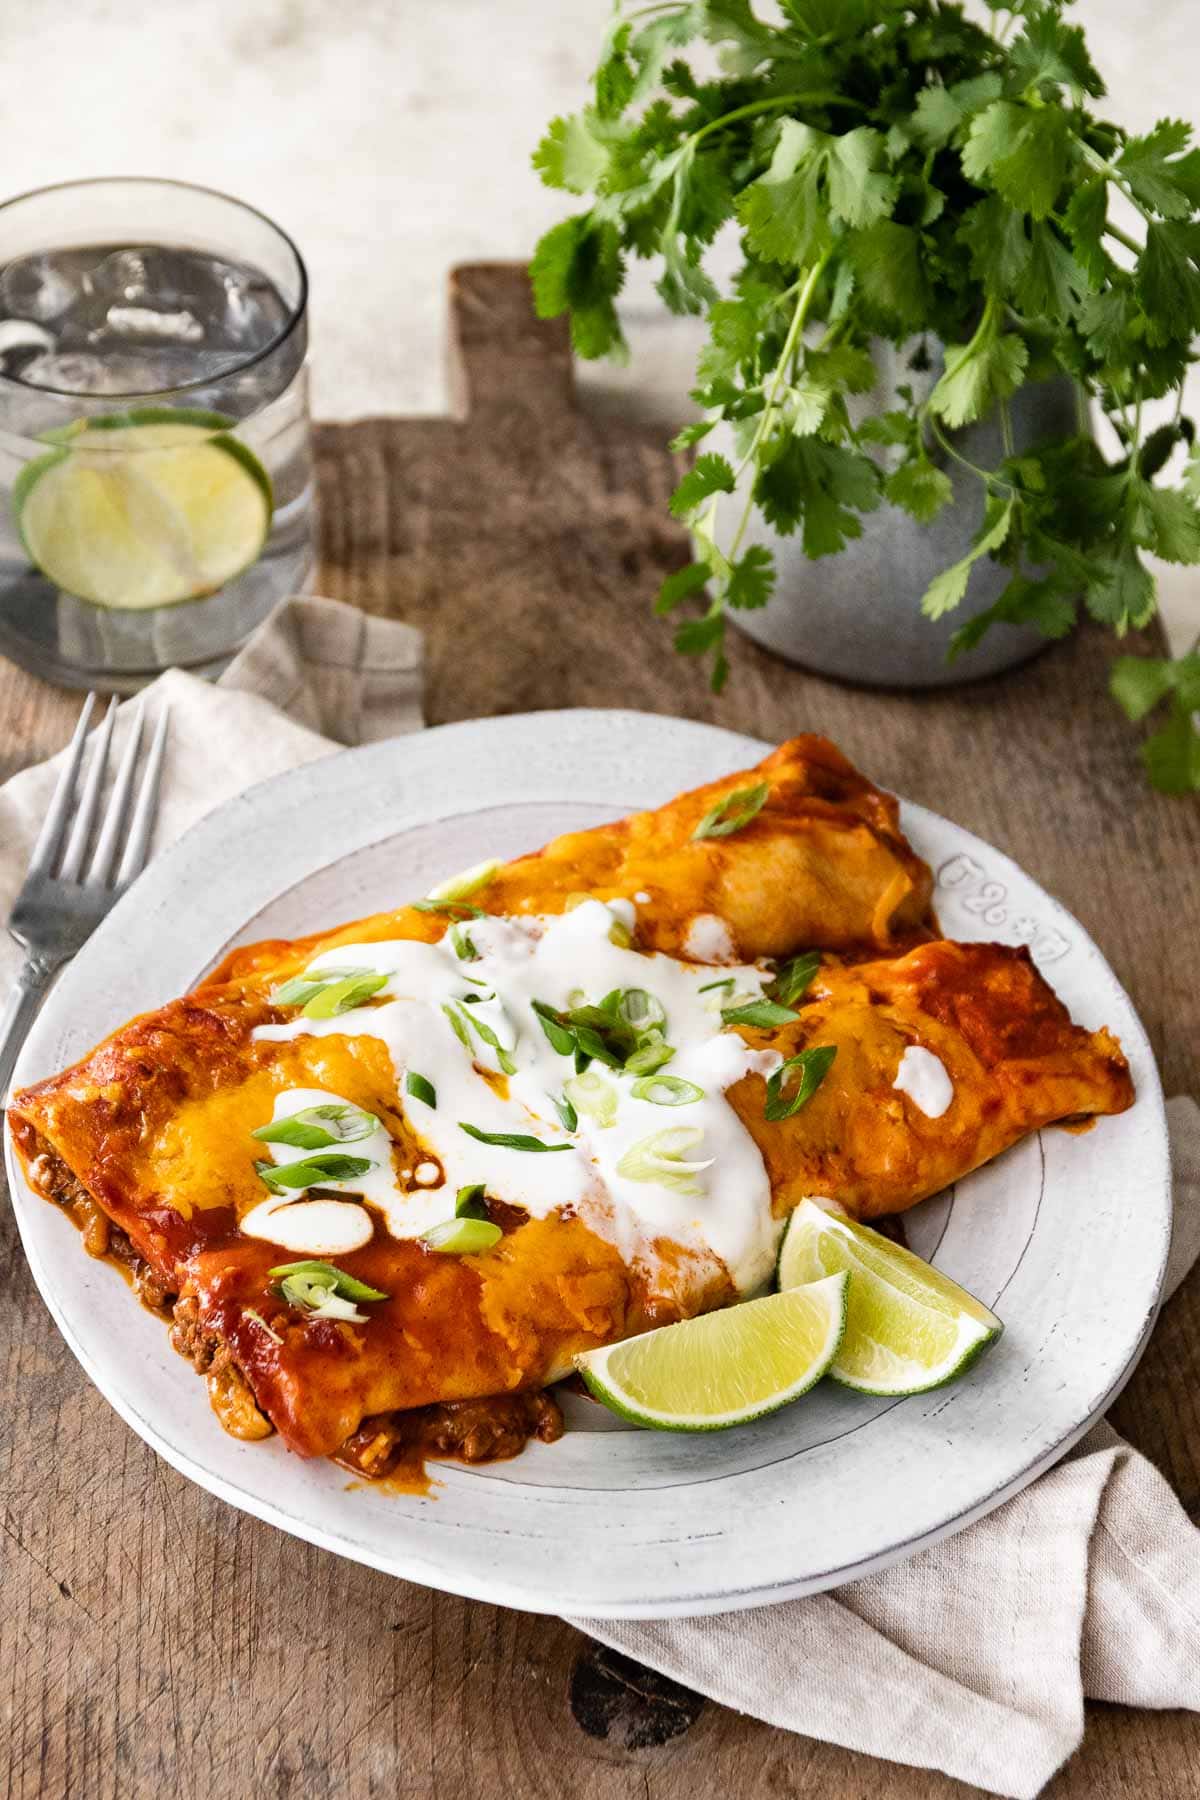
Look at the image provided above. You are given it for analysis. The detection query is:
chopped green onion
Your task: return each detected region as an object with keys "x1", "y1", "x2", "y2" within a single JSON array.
[
  {"x1": 632, "y1": 1074, "x2": 705, "y2": 1106},
  {"x1": 455, "y1": 1183, "x2": 489, "y2": 1219},
  {"x1": 623, "y1": 1032, "x2": 675, "y2": 1076},
  {"x1": 615, "y1": 988, "x2": 666, "y2": 1031},
  {"x1": 421, "y1": 1217, "x2": 503, "y2": 1254},
  {"x1": 406, "y1": 1071, "x2": 437, "y2": 1108},
  {"x1": 698, "y1": 977, "x2": 736, "y2": 995},
  {"x1": 443, "y1": 1001, "x2": 472, "y2": 1048},
  {"x1": 411, "y1": 898, "x2": 486, "y2": 919},
  {"x1": 771, "y1": 952, "x2": 821, "y2": 1008},
  {"x1": 269, "y1": 1259, "x2": 388, "y2": 1321},
  {"x1": 616, "y1": 1126, "x2": 713, "y2": 1195},
  {"x1": 551, "y1": 1090, "x2": 579, "y2": 1132},
  {"x1": 268, "y1": 1259, "x2": 388, "y2": 1301},
  {"x1": 242, "y1": 1306, "x2": 283, "y2": 1344},
  {"x1": 692, "y1": 780, "x2": 769, "y2": 841},
  {"x1": 252, "y1": 1102, "x2": 378, "y2": 1150},
  {"x1": 564, "y1": 1069, "x2": 619, "y2": 1129},
  {"x1": 303, "y1": 971, "x2": 389, "y2": 1019},
  {"x1": 449, "y1": 922, "x2": 478, "y2": 961},
  {"x1": 445, "y1": 999, "x2": 517, "y2": 1075},
  {"x1": 459, "y1": 1123, "x2": 572, "y2": 1152},
  {"x1": 271, "y1": 965, "x2": 375, "y2": 1008},
  {"x1": 426, "y1": 858, "x2": 501, "y2": 903},
  {"x1": 763, "y1": 1045, "x2": 838, "y2": 1121},
  {"x1": 255, "y1": 1153, "x2": 373, "y2": 1193},
  {"x1": 608, "y1": 918, "x2": 633, "y2": 948},
  {"x1": 532, "y1": 999, "x2": 576, "y2": 1055},
  {"x1": 721, "y1": 997, "x2": 801, "y2": 1030}
]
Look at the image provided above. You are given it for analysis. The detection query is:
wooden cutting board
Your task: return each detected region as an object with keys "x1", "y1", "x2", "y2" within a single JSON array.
[{"x1": 1, "y1": 263, "x2": 1198, "y2": 1800}]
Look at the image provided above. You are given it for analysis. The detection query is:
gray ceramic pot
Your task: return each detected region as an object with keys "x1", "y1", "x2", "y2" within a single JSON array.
[{"x1": 716, "y1": 341, "x2": 1079, "y2": 687}]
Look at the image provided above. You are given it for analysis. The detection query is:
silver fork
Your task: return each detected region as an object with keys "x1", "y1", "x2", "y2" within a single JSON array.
[{"x1": 1, "y1": 692, "x2": 168, "y2": 1103}]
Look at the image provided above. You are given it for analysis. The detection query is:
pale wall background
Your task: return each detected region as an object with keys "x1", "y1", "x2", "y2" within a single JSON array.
[{"x1": 2, "y1": 0, "x2": 1194, "y2": 645}]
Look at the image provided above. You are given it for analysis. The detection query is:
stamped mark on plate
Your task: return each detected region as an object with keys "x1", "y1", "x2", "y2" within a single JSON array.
[{"x1": 936, "y1": 854, "x2": 1071, "y2": 966}]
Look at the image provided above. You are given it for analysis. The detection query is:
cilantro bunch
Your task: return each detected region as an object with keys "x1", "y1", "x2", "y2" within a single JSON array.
[{"x1": 532, "y1": 0, "x2": 1200, "y2": 793}]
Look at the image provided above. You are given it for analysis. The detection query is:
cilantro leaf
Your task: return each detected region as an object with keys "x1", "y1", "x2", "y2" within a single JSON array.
[
  {"x1": 1083, "y1": 544, "x2": 1156, "y2": 631},
  {"x1": 1137, "y1": 221, "x2": 1200, "y2": 341},
  {"x1": 756, "y1": 438, "x2": 880, "y2": 556},
  {"x1": 824, "y1": 128, "x2": 898, "y2": 229},
  {"x1": 737, "y1": 121, "x2": 831, "y2": 268},
  {"x1": 669, "y1": 453, "x2": 736, "y2": 520},
  {"x1": 1006, "y1": 15, "x2": 1104, "y2": 97},
  {"x1": 846, "y1": 220, "x2": 927, "y2": 326},
  {"x1": 533, "y1": 113, "x2": 611, "y2": 195},
  {"x1": 530, "y1": 215, "x2": 626, "y2": 359},
  {"x1": 726, "y1": 544, "x2": 775, "y2": 609},
  {"x1": 656, "y1": 560, "x2": 712, "y2": 614},
  {"x1": 1014, "y1": 222, "x2": 1086, "y2": 319},
  {"x1": 929, "y1": 313, "x2": 1028, "y2": 429},
  {"x1": 921, "y1": 498, "x2": 1015, "y2": 619},
  {"x1": 959, "y1": 197, "x2": 1030, "y2": 296},
  {"x1": 1110, "y1": 654, "x2": 1187, "y2": 722},
  {"x1": 1062, "y1": 182, "x2": 1109, "y2": 287},
  {"x1": 885, "y1": 457, "x2": 954, "y2": 525},
  {"x1": 947, "y1": 573, "x2": 1076, "y2": 661},
  {"x1": 1127, "y1": 481, "x2": 1200, "y2": 563},
  {"x1": 962, "y1": 101, "x2": 1071, "y2": 221},
  {"x1": 1142, "y1": 702, "x2": 1200, "y2": 795},
  {"x1": 1117, "y1": 121, "x2": 1196, "y2": 220}
]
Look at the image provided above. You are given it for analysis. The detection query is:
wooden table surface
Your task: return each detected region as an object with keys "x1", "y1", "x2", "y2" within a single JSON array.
[{"x1": 1, "y1": 267, "x2": 1198, "y2": 1800}]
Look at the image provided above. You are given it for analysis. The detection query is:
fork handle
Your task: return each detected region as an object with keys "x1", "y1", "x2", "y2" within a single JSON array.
[{"x1": 0, "y1": 955, "x2": 58, "y2": 1108}]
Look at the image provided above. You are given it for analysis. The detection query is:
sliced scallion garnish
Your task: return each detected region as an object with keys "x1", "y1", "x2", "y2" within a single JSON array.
[
  {"x1": 721, "y1": 997, "x2": 801, "y2": 1030},
  {"x1": 421, "y1": 1217, "x2": 503, "y2": 1254},
  {"x1": 698, "y1": 977, "x2": 736, "y2": 995},
  {"x1": 455, "y1": 1184, "x2": 489, "y2": 1219},
  {"x1": 252, "y1": 1102, "x2": 378, "y2": 1150},
  {"x1": 763, "y1": 1045, "x2": 838, "y2": 1121},
  {"x1": 303, "y1": 971, "x2": 389, "y2": 1019},
  {"x1": 564, "y1": 1069, "x2": 618, "y2": 1127},
  {"x1": 692, "y1": 780, "x2": 769, "y2": 841},
  {"x1": 271, "y1": 964, "x2": 377, "y2": 1008},
  {"x1": 631, "y1": 1074, "x2": 705, "y2": 1106},
  {"x1": 551, "y1": 1090, "x2": 579, "y2": 1132},
  {"x1": 770, "y1": 951, "x2": 821, "y2": 1008},
  {"x1": 444, "y1": 999, "x2": 517, "y2": 1076},
  {"x1": 268, "y1": 1259, "x2": 388, "y2": 1301},
  {"x1": 426, "y1": 858, "x2": 501, "y2": 903},
  {"x1": 616, "y1": 1126, "x2": 713, "y2": 1195},
  {"x1": 255, "y1": 1153, "x2": 373, "y2": 1193},
  {"x1": 532, "y1": 999, "x2": 576, "y2": 1055},
  {"x1": 411, "y1": 898, "x2": 486, "y2": 919},
  {"x1": 459, "y1": 1123, "x2": 572, "y2": 1152},
  {"x1": 406, "y1": 1071, "x2": 437, "y2": 1108},
  {"x1": 269, "y1": 1259, "x2": 387, "y2": 1321},
  {"x1": 242, "y1": 1306, "x2": 283, "y2": 1344},
  {"x1": 449, "y1": 922, "x2": 479, "y2": 961},
  {"x1": 623, "y1": 1031, "x2": 675, "y2": 1076}
]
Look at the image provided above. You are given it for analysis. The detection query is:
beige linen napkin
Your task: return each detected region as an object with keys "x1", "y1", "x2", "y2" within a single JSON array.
[{"x1": 2, "y1": 597, "x2": 1197, "y2": 1799}]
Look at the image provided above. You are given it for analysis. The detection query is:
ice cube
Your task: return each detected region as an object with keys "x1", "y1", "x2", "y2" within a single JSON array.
[
  {"x1": 20, "y1": 350, "x2": 135, "y2": 395},
  {"x1": 103, "y1": 304, "x2": 205, "y2": 343},
  {"x1": 0, "y1": 254, "x2": 79, "y2": 323},
  {"x1": 86, "y1": 248, "x2": 152, "y2": 304}
]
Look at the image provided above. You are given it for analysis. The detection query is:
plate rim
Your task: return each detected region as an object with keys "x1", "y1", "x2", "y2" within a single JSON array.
[{"x1": 3, "y1": 706, "x2": 1172, "y2": 1617}]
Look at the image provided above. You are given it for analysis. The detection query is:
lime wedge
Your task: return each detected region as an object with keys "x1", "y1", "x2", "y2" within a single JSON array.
[
  {"x1": 14, "y1": 406, "x2": 272, "y2": 610},
  {"x1": 574, "y1": 1273, "x2": 848, "y2": 1430},
  {"x1": 777, "y1": 1198, "x2": 1002, "y2": 1395}
]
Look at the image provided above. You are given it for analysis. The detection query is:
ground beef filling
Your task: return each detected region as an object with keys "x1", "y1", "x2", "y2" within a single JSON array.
[
  {"x1": 335, "y1": 1390, "x2": 565, "y2": 1479},
  {"x1": 30, "y1": 1138, "x2": 567, "y2": 1475}
]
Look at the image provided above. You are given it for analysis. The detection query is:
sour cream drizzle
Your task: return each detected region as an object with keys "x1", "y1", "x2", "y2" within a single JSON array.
[
  {"x1": 892, "y1": 1045, "x2": 954, "y2": 1119},
  {"x1": 252, "y1": 900, "x2": 783, "y2": 1291}
]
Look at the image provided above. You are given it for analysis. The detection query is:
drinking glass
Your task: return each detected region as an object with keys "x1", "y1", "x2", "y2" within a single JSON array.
[{"x1": 0, "y1": 177, "x2": 314, "y2": 691}]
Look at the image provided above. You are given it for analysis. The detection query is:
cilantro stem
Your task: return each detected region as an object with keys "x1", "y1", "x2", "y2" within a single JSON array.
[
  {"x1": 926, "y1": 413, "x2": 1018, "y2": 497},
  {"x1": 1078, "y1": 142, "x2": 1154, "y2": 235},
  {"x1": 689, "y1": 93, "x2": 865, "y2": 155},
  {"x1": 727, "y1": 251, "x2": 832, "y2": 564}
]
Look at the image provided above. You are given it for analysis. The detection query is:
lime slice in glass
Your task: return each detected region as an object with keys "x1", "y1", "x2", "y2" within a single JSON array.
[
  {"x1": 14, "y1": 406, "x2": 272, "y2": 610},
  {"x1": 574, "y1": 1273, "x2": 848, "y2": 1431},
  {"x1": 777, "y1": 1197, "x2": 1003, "y2": 1395}
]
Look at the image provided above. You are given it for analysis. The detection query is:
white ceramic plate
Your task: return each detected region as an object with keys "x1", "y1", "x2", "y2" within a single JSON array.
[{"x1": 6, "y1": 710, "x2": 1170, "y2": 1619}]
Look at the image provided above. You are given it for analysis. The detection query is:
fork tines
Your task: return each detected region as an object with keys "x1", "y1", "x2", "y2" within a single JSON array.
[{"x1": 31, "y1": 692, "x2": 169, "y2": 892}]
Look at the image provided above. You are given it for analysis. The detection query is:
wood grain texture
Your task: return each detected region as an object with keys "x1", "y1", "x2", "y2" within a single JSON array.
[{"x1": 1, "y1": 262, "x2": 1199, "y2": 1799}]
